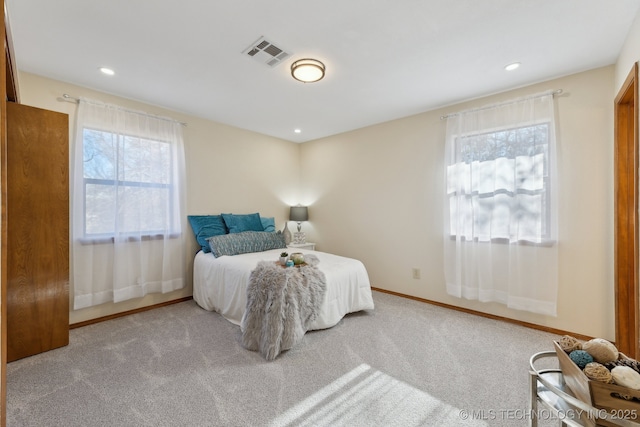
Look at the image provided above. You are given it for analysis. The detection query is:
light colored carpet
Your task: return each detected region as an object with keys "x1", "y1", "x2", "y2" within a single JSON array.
[{"x1": 7, "y1": 291, "x2": 560, "y2": 426}]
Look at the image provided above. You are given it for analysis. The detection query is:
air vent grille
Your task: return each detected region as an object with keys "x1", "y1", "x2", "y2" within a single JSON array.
[
  {"x1": 263, "y1": 44, "x2": 282, "y2": 57},
  {"x1": 242, "y1": 36, "x2": 292, "y2": 68}
]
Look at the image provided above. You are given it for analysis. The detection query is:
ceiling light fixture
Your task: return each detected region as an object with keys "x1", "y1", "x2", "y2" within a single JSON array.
[
  {"x1": 504, "y1": 62, "x2": 521, "y2": 71},
  {"x1": 99, "y1": 67, "x2": 115, "y2": 76},
  {"x1": 294, "y1": 129, "x2": 301, "y2": 133},
  {"x1": 291, "y1": 59, "x2": 325, "y2": 83}
]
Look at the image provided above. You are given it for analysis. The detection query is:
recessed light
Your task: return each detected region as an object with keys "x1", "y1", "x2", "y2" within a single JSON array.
[
  {"x1": 294, "y1": 129, "x2": 301, "y2": 134},
  {"x1": 99, "y1": 67, "x2": 115, "y2": 76},
  {"x1": 504, "y1": 62, "x2": 521, "y2": 71}
]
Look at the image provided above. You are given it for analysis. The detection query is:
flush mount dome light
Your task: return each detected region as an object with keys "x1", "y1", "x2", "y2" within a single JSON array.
[{"x1": 291, "y1": 58, "x2": 325, "y2": 83}]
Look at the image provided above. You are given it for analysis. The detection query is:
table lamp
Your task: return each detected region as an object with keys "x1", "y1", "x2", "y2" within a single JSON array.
[{"x1": 289, "y1": 206, "x2": 309, "y2": 244}]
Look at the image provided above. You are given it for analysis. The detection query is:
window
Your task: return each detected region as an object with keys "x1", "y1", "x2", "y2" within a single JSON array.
[
  {"x1": 82, "y1": 128, "x2": 177, "y2": 238},
  {"x1": 72, "y1": 98, "x2": 187, "y2": 309},
  {"x1": 443, "y1": 91, "x2": 559, "y2": 316},
  {"x1": 446, "y1": 122, "x2": 552, "y2": 244}
]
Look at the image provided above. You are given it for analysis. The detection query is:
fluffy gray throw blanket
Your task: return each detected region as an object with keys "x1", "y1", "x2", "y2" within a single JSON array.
[{"x1": 241, "y1": 254, "x2": 326, "y2": 360}]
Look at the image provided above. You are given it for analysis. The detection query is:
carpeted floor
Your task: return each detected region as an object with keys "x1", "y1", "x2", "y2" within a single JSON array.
[{"x1": 7, "y1": 291, "x2": 561, "y2": 426}]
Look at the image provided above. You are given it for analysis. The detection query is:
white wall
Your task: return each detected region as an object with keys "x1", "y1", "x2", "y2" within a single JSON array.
[
  {"x1": 18, "y1": 63, "x2": 618, "y2": 338},
  {"x1": 301, "y1": 66, "x2": 615, "y2": 340},
  {"x1": 17, "y1": 72, "x2": 301, "y2": 324},
  {"x1": 616, "y1": 10, "x2": 640, "y2": 91}
]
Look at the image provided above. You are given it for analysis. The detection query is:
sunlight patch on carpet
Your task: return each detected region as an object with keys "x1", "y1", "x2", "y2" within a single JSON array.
[{"x1": 268, "y1": 364, "x2": 487, "y2": 426}]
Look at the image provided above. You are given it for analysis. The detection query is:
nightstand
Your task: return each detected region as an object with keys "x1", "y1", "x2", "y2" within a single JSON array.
[{"x1": 288, "y1": 242, "x2": 316, "y2": 251}]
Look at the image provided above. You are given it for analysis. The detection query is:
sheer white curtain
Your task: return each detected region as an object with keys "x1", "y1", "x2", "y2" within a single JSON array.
[
  {"x1": 73, "y1": 98, "x2": 187, "y2": 309},
  {"x1": 443, "y1": 91, "x2": 558, "y2": 316}
]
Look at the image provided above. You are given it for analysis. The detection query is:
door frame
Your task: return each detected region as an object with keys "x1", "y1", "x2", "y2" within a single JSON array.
[{"x1": 615, "y1": 62, "x2": 639, "y2": 359}]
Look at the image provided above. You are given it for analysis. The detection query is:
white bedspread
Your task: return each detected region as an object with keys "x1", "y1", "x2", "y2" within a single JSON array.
[{"x1": 193, "y1": 248, "x2": 374, "y2": 330}]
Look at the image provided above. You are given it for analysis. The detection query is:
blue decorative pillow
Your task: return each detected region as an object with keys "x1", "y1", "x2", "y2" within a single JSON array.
[
  {"x1": 207, "y1": 231, "x2": 286, "y2": 257},
  {"x1": 261, "y1": 216, "x2": 276, "y2": 232},
  {"x1": 221, "y1": 213, "x2": 264, "y2": 234},
  {"x1": 188, "y1": 215, "x2": 228, "y2": 253}
]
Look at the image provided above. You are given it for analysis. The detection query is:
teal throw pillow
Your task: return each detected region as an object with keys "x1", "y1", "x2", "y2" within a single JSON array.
[
  {"x1": 261, "y1": 216, "x2": 276, "y2": 232},
  {"x1": 221, "y1": 213, "x2": 264, "y2": 233},
  {"x1": 188, "y1": 215, "x2": 228, "y2": 253}
]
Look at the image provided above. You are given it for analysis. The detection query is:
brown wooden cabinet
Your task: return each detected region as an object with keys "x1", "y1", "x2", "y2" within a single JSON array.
[{"x1": 6, "y1": 102, "x2": 69, "y2": 362}]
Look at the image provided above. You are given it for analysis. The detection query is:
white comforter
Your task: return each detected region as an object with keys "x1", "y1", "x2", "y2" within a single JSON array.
[{"x1": 193, "y1": 248, "x2": 375, "y2": 330}]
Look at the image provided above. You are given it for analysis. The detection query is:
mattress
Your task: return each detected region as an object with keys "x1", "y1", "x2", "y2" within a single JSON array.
[{"x1": 193, "y1": 248, "x2": 374, "y2": 330}]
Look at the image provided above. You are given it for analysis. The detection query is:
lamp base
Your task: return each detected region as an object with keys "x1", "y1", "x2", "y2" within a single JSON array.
[{"x1": 293, "y1": 232, "x2": 306, "y2": 244}]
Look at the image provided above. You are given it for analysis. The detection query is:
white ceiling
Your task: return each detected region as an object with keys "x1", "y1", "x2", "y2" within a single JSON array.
[{"x1": 6, "y1": 0, "x2": 640, "y2": 143}]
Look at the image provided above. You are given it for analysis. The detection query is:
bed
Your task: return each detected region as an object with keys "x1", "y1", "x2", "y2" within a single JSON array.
[{"x1": 193, "y1": 247, "x2": 375, "y2": 331}]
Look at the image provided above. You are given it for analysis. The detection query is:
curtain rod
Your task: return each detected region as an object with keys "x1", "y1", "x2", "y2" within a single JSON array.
[
  {"x1": 61, "y1": 93, "x2": 187, "y2": 127},
  {"x1": 439, "y1": 89, "x2": 563, "y2": 121}
]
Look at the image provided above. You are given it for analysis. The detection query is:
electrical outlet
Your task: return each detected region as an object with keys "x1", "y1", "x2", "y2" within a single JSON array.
[{"x1": 412, "y1": 268, "x2": 421, "y2": 279}]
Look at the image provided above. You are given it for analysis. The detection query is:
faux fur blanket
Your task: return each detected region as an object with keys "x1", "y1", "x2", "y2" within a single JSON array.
[{"x1": 241, "y1": 254, "x2": 326, "y2": 360}]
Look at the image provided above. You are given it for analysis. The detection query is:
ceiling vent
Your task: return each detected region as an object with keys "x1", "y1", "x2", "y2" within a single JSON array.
[{"x1": 242, "y1": 36, "x2": 291, "y2": 68}]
